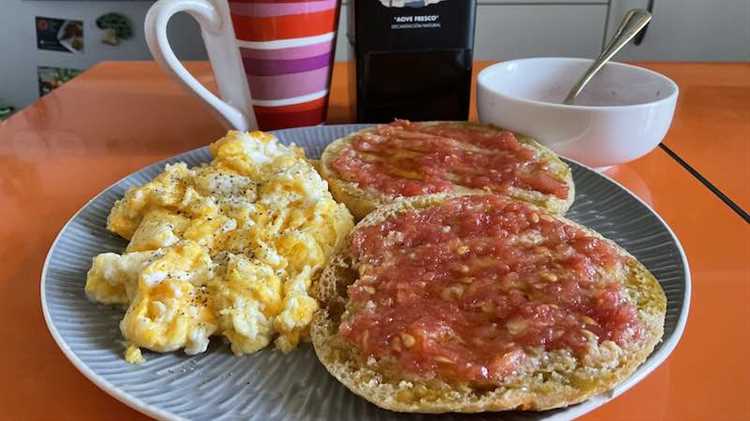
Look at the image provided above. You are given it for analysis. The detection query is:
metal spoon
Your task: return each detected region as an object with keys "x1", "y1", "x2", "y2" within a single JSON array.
[{"x1": 563, "y1": 9, "x2": 653, "y2": 105}]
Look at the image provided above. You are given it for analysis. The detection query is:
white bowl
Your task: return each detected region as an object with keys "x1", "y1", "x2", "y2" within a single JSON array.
[{"x1": 477, "y1": 57, "x2": 679, "y2": 168}]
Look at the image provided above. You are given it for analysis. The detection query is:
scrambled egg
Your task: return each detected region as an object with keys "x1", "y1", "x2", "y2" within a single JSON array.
[{"x1": 85, "y1": 131, "x2": 353, "y2": 362}]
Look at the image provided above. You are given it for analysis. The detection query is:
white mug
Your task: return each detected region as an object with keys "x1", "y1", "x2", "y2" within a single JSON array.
[
  {"x1": 146, "y1": 0, "x2": 256, "y2": 131},
  {"x1": 145, "y1": 0, "x2": 341, "y2": 131}
]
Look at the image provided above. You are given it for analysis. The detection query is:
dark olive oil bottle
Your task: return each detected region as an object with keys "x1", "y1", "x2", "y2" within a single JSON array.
[{"x1": 349, "y1": 0, "x2": 477, "y2": 123}]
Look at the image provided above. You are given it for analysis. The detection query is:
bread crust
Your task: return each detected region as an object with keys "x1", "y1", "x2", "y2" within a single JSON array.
[
  {"x1": 320, "y1": 122, "x2": 575, "y2": 220},
  {"x1": 311, "y1": 193, "x2": 666, "y2": 413}
]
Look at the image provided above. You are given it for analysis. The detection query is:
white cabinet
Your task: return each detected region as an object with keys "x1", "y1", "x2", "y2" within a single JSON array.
[
  {"x1": 605, "y1": 0, "x2": 750, "y2": 61},
  {"x1": 474, "y1": 4, "x2": 608, "y2": 60},
  {"x1": 334, "y1": 2, "x2": 609, "y2": 61},
  {"x1": 335, "y1": 0, "x2": 750, "y2": 63},
  {"x1": 335, "y1": 4, "x2": 354, "y2": 62}
]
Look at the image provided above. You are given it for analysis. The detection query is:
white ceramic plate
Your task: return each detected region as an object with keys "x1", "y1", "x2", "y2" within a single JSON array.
[{"x1": 42, "y1": 124, "x2": 689, "y2": 421}]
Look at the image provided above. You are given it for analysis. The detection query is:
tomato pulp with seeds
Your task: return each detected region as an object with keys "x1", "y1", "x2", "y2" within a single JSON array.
[
  {"x1": 330, "y1": 120, "x2": 569, "y2": 199},
  {"x1": 339, "y1": 195, "x2": 642, "y2": 386}
]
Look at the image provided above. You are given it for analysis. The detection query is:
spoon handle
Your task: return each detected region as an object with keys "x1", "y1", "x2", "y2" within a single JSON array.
[{"x1": 563, "y1": 9, "x2": 652, "y2": 105}]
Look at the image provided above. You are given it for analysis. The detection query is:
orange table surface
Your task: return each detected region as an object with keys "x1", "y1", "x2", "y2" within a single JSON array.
[
  {"x1": 638, "y1": 63, "x2": 750, "y2": 212},
  {"x1": 0, "y1": 61, "x2": 748, "y2": 421}
]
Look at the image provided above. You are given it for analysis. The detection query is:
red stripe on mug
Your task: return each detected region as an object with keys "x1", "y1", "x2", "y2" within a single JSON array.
[
  {"x1": 231, "y1": 9, "x2": 337, "y2": 41},
  {"x1": 254, "y1": 97, "x2": 328, "y2": 130},
  {"x1": 255, "y1": 107, "x2": 327, "y2": 130},
  {"x1": 230, "y1": 0, "x2": 337, "y2": 18}
]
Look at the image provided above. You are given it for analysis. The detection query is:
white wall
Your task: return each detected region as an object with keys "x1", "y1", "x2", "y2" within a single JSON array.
[
  {"x1": 0, "y1": 1, "x2": 207, "y2": 111},
  {"x1": 606, "y1": 0, "x2": 750, "y2": 61}
]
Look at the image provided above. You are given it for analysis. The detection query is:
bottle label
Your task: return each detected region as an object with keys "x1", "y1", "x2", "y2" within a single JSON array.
[
  {"x1": 353, "y1": 0, "x2": 474, "y2": 50},
  {"x1": 391, "y1": 14, "x2": 441, "y2": 30}
]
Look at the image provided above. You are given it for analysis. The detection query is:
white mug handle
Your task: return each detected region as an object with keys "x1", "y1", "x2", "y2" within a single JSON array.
[{"x1": 145, "y1": 0, "x2": 257, "y2": 131}]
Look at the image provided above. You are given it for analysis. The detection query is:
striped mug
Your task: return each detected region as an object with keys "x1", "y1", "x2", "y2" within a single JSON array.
[{"x1": 145, "y1": 0, "x2": 341, "y2": 131}]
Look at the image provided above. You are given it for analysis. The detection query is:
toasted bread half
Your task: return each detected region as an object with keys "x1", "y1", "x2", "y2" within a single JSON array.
[
  {"x1": 311, "y1": 193, "x2": 666, "y2": 413},
  {"x1": 320, "y1": 121, "x2": 575, "y2": 220}
]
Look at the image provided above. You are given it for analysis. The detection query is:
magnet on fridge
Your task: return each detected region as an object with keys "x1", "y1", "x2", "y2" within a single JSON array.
[
  {"x1": 96, "y1": 13, "x2": 133, "y2": 46},
  {"x1": 36, "y1": 17, "x2": 84, "y2": 53},
  {"x1": 38, "y1": 66, "x2": 82, "y2": 97}
]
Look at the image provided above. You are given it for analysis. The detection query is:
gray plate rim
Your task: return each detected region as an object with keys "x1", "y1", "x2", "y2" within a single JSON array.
[{"x1": 40, "y1": 124, "x2": 690, "y2": 421}]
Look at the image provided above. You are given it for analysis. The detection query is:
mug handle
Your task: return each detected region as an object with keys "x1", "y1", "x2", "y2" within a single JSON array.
[{"x1": 145, "y1": 0, "x2": 257, "y2": 131}]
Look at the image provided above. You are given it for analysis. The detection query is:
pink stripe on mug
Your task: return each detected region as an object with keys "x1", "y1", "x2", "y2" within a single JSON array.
[
  {"x1": 239, "y1": 41, "x2": 333, "y2": 60},
  {"x1": 242, "y1": 52, "x2": 332, "y2": 76},
  {"x1": 247, "y1": 67, "x2": 330, "y2": 100}
]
